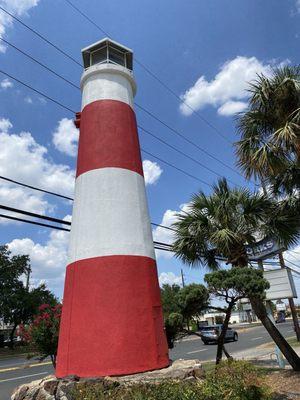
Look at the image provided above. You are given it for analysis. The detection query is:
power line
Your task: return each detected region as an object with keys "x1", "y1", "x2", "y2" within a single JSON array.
[
  {"x1": 0, "y1": 205, "x2": 71, "y2": 226},
  {"x1": 1, "y1": 36, "x2": 244, "y2": 186},
  {"x1": 0, "y1": 68, "x2": 76, "y2": 113},
  {"x1": 62, "y1": 0, "x2": 231, "y2": 145},
  {"x1": 0, "y1": 176, "x2": 73, "y2": 201},
  {"x1": 141, "y1": 148, "x2": 213, "y2": 188},
  {"x1": 135, "y1": 103, "x2": 248, "y2": 183},
  {"x1": 0, "y1": 6, "x2": 82, "y2": 67},
  {"x1": 0, "y1": 35, "x2": 239, "y2": 185},
  {"x1": 138, "y1": 125, "x2": 238, "y2": 186},
  {"x1": 0, "y1": 69, "x2": 214, "y2": 188},
  {"x1": 0, "y1": 213, "x2": 70, "y2": 232},
  {"x1": 0, "y1": 212, "x2": 174, "y2": 252},
  {"x1": 0, "y1": 37, "x2": 79, "y2": 90},
  {"x1": 0, "y1": 184, "x2": 174, "y2": 233}
]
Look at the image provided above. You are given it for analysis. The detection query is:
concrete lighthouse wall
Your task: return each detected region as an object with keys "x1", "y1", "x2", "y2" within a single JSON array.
[{"x1": 56, "y1": 63, "x2": 169, "y2": 378}]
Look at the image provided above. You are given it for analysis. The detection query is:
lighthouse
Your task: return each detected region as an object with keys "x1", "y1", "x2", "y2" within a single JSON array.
[{"x1": 56, "y1": 38, "x2": 169, "y2": 377}]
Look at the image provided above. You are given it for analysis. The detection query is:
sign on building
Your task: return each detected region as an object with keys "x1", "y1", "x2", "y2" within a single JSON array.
[
  {"x1": 264, "y1": 269, "x2": 297, "y2": 300},
  {"x1": 246, "y1": 238, "x2": 284, "y2": 261}
]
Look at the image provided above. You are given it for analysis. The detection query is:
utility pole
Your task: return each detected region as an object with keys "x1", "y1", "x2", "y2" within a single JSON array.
[
  {"x1": 181, "y1": 268, "x2": 185, "y2": 287},
  {"x1": 25, "y1": 267, "x2": 30, "y2": 291},
  {"x1": 278, "y1": 253, "x2": 300, "y2": 341}
]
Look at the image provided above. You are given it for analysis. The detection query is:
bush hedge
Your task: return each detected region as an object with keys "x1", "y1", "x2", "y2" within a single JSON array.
[{"x1": 73, "y1": 360, "x2": 271, "y2": 400}]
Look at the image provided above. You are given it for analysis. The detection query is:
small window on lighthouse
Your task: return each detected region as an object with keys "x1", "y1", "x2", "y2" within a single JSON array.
[
  {"x1": 82, "y1": 38, "x2": 133, "y2": 71},
  {"x1": 109, "y1": 45, "x2": 126, "y2": 67},
  {"x1": 91, "y1": 46, "x2": 107, "y2": 66}
]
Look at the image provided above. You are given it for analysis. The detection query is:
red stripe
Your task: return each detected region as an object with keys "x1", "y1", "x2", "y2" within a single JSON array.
[
  {"x1": 56, "y1": 255, "x2": 169, "y2": 377},
  {"x1": 76, "y1": 100, "x2": 143, "y2": 178}
]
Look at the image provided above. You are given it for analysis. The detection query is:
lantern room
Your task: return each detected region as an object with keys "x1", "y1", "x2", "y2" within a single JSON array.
[{"x1": 82, "y1": 38, "x2": 133, "y2": 71}]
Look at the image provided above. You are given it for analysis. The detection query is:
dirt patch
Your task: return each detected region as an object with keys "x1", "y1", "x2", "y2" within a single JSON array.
[{"x1": 265, "y1": 370, "x2": 300, "y2": 399}]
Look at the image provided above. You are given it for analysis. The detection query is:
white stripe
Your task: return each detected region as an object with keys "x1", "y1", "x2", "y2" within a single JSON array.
[
  {"x1": 251, "y1": 336, "x2": 264, "y2": 341},
  {"x1": 68, "y1": 168, "x2": 156, "y2": 264},
  {"x1": 81, "y1": 64, "x2": 136, "y2": 110},
  {"x1": 187, "y1": 349, "x2": 207, "y2": 354}
]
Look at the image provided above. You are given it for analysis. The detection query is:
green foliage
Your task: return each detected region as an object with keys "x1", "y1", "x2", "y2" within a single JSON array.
[
  {"x1": 20, "y1": 303, "x2": 62, "y2": 367},
  {"x1": 176, "y1": 283, "x2": 209, "y2": 321},
  {"x1": 202, "y1": 360, "x2": 271, "y2": 400},
  {"x1": 161, "y1": 283, "x2": 209, "y2": 348},
  {"x1": 205, "y1": 268, "x2": 270, "y2": 301},
  {"x1": 161, "y1": 284, "x2": 181, "y2": 317},
  {"x1": 235, "y1": 65, "x2": 300, "y2": 195},
  {"x1": 0, "y1": 245, "x2": 58, "y2": 346},
  {"x1": 172, "y1": 178, "x2": 300, "y2": 268},
  {"x1": 73, "y1": 361, "x2": 271, "y2": 400}
]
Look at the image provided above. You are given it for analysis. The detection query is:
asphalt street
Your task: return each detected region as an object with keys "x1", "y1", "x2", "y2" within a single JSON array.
[
  {"x1": 170, "y1": 321, "x2": 295, "y2": 361},
  {"x1": 0, "y1": 322, "x2": 296, "y2": 400}
]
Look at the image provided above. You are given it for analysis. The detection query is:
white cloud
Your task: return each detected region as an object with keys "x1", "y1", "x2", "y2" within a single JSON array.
[
  {"x1": 24, "y1": 96, "x2": 33, "y2": 104},
  {"x1": 217, "y1": 100, "x2": 248, "y2": 116},
  {"x1": 0, "y1": 0, "x2": 40, "y2": 52},
  {"x1": 0, "y1": 78, "x2": 13, "y2": 89},
  {"x1": 153, "y1": 203, "x2": 189, "y2": 259},
  {"x1": 143, "y1": 160, "x2": 162, "y2": 185},
  {"x1": 52, "y1": 118, "x2": 79, "y2": 157},
  {"x1": 179, "y1": 56, "x2": 273, "y2": 117},
  {"x1": 7, "y1": 215, "x2": 71, "y2": 296},
  {"x1": 159, "y1": 272, "x2": 182, "y2": 287},
  {"x1": 0, "y1": 117, "x2": 12, "y2": 131},
  {"x1": 0, "y1": 117, "x2": 75, "y2": 224}
]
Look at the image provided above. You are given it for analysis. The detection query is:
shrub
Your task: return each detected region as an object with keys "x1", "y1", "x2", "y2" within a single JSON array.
[
  {"x1": 74, "y1": 380, "x2": 203, "y2": 400},
  {"x1": 73, "y1": 361, "x2": 271, "y2": 400},
  {"x1": 202, "y1": 360, "x2": 271, "y2": 400},
  {"x1": 19, "y1": 303, "x2": 62, "y2": 367}
]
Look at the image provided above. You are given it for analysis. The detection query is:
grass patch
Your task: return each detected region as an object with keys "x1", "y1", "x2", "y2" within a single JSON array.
[{"x1": 73, "y1": 360, "x2": 272, "y2": 400}]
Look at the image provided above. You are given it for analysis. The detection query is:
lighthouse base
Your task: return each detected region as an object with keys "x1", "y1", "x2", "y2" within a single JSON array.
[{"x1": 56, "y1": 255, "x2": 169, "y2": 378}]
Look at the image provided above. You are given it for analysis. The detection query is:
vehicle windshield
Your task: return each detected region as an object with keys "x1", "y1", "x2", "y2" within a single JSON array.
[{"x1": 201, "y1": 326, "x2": 219, "y2": 331}]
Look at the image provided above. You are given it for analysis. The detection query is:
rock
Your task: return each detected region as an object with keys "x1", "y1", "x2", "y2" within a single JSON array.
[
  {"x1": 43, "y1": 379, "x2": 58, "y2": 395},
  {"x1": 56, "y1": 381, "x2": 76, "y2": 399},
  {"x1": 107, "y1": 359, "x2": 205, "y2": 383},
  {"x1": 11, "y1": 384, "x2": 29, "y2": 400},
  {"x1": 11, "y1": 360, "x2": 204, "y2": 399}
]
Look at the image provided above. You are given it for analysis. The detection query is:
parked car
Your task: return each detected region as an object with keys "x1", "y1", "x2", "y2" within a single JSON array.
[{"x1": 201, "y1": 325, "x2": 238, "y2": 344}]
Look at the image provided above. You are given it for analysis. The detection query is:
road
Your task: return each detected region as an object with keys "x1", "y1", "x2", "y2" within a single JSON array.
[
  {"x1": 0, "y1": 322, "x2": 296, "y2": 400},
  {"x1": 170, "y1": 321, "x2": 295, "y2": 361}
]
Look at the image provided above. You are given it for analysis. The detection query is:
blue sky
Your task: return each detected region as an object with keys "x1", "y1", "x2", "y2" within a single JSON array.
[{"x1": 0, "y1": 0, "x2": 300, "y2": 298}]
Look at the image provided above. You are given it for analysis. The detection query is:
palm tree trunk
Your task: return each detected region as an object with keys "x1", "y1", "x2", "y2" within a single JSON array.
[
  {"x1": 250, "y1": 296, "x2": 300, "y2": 371},
  {"x1": 216, "y1": 301, "x2": 234, "y2": 364}
]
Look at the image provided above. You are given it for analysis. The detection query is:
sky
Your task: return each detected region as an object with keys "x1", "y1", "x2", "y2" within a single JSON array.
[{"x1": 0, "y1": 0, "x2": 300, "y2": 299}]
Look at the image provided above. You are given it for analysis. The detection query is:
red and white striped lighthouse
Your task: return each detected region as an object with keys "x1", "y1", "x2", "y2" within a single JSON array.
[{"x1": 56, "y1": 38, "x2": 169, "y2": 378}]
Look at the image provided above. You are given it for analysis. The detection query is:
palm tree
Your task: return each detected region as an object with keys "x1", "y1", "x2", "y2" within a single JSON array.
[
  {"x1": 235, "y1": 65, "x2": 300, "y2": 189},
  {"x1": 172, "y1": 178, "x2": 300, "y2": 370}
]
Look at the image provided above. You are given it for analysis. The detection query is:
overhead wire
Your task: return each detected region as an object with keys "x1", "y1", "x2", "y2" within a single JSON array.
[
  {"x1": 0, "y1": 36, "x2": 244, "y2": 186},
  {"x1": 62, "y1": 0, "x2": 231, "y2": 145},
  {"x1": 0, "y1": 68, "x2": 213, "y2": 188},
  {"x1": 0, "y1": 5, "x2": 82, "y2": 67}
]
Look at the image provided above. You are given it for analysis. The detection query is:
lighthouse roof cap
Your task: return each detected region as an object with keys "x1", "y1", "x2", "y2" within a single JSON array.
[{"x1": 81, "y1": 37, "x2": 133, "y2": 54}]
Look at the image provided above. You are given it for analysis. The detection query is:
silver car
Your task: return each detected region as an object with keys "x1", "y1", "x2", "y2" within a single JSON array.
[{"x1": 201, "y1": 325, "x2": 238, "y2": 344}]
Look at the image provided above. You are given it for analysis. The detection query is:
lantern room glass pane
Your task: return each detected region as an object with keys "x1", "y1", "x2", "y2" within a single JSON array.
[
  {"x1": 109, "y1": 46, "x2": 126, "y2": 67},
  {"x1": 91, "y1": 46, "x2": 107, "y2": 66}
]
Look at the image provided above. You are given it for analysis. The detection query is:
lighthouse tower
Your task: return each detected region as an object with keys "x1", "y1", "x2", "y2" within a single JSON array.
[{"x1": 56, "y1": 38, "x2": 169, "y2": 378}]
